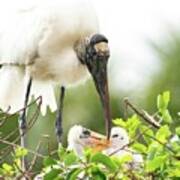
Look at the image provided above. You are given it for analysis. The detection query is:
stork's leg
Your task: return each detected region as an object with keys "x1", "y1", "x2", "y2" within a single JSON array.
[
  {"x1": 19, "y1": 77, "x2": 32, "y2": 171},
  {"x1": 55, "y1": 86, "x2": 65, "y2": 143}
]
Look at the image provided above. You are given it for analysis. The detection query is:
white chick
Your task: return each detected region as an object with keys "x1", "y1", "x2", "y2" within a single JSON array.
[
  {"x1": 105, "y1": 127, "x2": 143, "y2": 169},
  {"x1": 67, "y1": 125, "x2": 103, "y2": 156}
]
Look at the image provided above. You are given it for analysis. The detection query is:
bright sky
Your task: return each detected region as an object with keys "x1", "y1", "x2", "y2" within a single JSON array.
[{"x1": 92, "y1": 0, "x2": 180, "y2": 92}]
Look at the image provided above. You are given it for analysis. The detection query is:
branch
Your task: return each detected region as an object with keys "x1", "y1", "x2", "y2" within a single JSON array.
[
  {"x1": 124, "y1": 98, "x2": 160, "y2": 129},
  {"x1": 0, "y1": 138, "x2": 45, "y2": 158},
  {"x1": 28, "y1": 140, "x2": 43, "y2": 171}
]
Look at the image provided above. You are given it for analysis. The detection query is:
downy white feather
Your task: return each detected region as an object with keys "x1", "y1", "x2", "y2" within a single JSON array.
[{"x1": 0, "y1": 0, "x2": 99, "y2": 114}]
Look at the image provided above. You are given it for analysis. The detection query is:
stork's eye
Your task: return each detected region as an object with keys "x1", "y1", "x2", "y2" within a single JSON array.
[
  {"x1": 112, "y1": 134, "x2": 119, "y2": 138},
  {"x1": 79, "y1": 129, "x2": 91, "y2": 139}
]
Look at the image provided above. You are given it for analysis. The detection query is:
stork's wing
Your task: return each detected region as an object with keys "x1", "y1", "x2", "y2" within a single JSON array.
[
  {"x1": 0, "y1": 1, "x2": 54, "y2": 113},
  {"x1": 0, "y1": 0, "x2": 98, "y2": 64},
  {"x1": 0, "y1": 2, "x2": 46, "y2": 64},
  {"x1": 0, "y1": 0, "x2": 98, "y2": 114}
]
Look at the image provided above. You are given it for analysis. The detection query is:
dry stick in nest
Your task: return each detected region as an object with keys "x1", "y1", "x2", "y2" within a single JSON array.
[
  {"x1": 0, "y1": 97, "x2": 43, "y2": 177},
  {"x1": 28, "y1": 140, "x2": 43, "y2": 172},
  {"x1": 0, "y1": 96, "x2": 42, "y2": 139},
  {"x1": 0, "y1": 96, "x2": 42, "y2": 163},
  {"x1": 0, "y1": 96, "x2": 42, "y2": 128},
  {"x1": 13, "y1": 154, "x2": 32, "y2": 180},
  {"x1": 123, "y1": 98, "x2": 160, "y2": 129},
  {"x1": 0, "y1": 138, "x2": 44, "y2": 158},
  {"x1": 1, "y1": 96, "x2": 42, "y2": 142},
  {"x1": 0, "y1": 108, "x2": 12, "y2": 127}
]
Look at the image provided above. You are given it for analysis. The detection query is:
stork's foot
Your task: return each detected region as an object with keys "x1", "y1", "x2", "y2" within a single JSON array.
[{"x1": 55, "y1": 86, "x2": 65, "y2": 143}]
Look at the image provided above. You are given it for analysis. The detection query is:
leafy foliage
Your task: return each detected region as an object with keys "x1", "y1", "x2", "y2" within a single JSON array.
[{"x1": 0, "y1": 91, "x2": 180, "y2": 179}]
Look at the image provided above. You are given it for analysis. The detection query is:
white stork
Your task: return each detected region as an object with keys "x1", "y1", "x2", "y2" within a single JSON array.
[
  {"x1": 0, "y1": 0, "x2": 111, "y2": 148},
  {"x1": 67, "y1": 125, "x2": 108, "y2": 156},
  {"x1": 104, "y1": 127, "x2": 143, "y2": 169},
  {"x1": 34, "y1": 125, "x2": 107, "y2": 180}
]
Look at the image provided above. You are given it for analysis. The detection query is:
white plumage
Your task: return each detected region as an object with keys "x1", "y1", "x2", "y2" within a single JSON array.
[
  {"x1": 67, "y1": 125, "x2": 100, "y2": 156},
  {"x1": 0, "y1": 0, "x2": 99, "y2": 114},
  {"x1": 104, "y1": 127, "x2": 143, "y2": 169}
]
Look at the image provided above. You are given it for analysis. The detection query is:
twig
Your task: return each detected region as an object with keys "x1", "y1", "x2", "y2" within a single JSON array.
[
  {"x1": 1, "y1": 96, "x2": 42, "y2": 142},
  {"x1": 0, "y1": 107, "x2": 13, "y2": 127},
  {"x1": 27, "y1": 96, "x2": 42, "y2": 130},
  {"x1": 0, "y1": 138, "x2": 45, "y2": 158},
  {"x1": 0, "y1": 96, "x2": 42, "y2": 122},
  {"x1": 143, "y1": 133, "x2": 178, "y2": 156},
  {"x1": 124, "y1": 98, "x2": 160, "y2": 129},
  {"x1": 13, "y1": 154, "x2": 32, "y2": 180},
  {"x1": 109, "y1": 144, "x2": 130, "y2": 156},
  {"x1": 0, "y1": 96, "x2": 42, "y2": 161},
  {"x1": 28, "y1": 140, "x2": 43, "y2": 171}
]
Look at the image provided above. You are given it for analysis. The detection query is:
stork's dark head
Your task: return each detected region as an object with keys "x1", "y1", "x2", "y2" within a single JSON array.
[{"x1": 74, "y1": 34, "x2": 111, "y2": 139}]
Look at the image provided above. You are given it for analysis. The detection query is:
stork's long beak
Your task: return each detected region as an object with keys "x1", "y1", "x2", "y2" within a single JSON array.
[{"x1": 90, "y1": 42, "x2": 111, "y2": 139}]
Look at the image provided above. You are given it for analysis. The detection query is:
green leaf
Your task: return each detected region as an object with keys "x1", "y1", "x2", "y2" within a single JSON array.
[
  {"x1": 66, "y1": 168, "x2": 83, "y2": 180},
  {"x1": 141, "y1": 125, "x2": 154, "y2": 144},
  {"x1": 113, "y1": 118, "x2": 126, "y2": 127},
  {"x1": 168, "y1": 168, "x2": 180, "y2": 177},
  {"x1": 58, "y1": 145, "x2": 66, "y2": 159},
  {"x1": 64, "y1": 152, "x2": 77, "y2": 166},
  {"x1": 146, "y1": 155, "x2": 167, "y2": 172},
  {"x1": 163, "y1": 91, "x2": 170, "y2": 107},
  {"x1": 115, "y1": 153, "x2": 133, "y2": 165},
  {"x1": 147, "y1": 142, "x2": 160, "y2": 160},
  {"x1": 172, "y1": 160, "x2": 180, "y2": 168},
  {"x1": 91, "y1": 167, "x2": 107, "y2": 180},
  {"x1": 175, "y1": 127, "x2": 180, "y2": 136},
  {"x1": 156, "y1": 125, "x2": 171, "y2": 143},
  {"x1": 132, "y1": 143, "x2": 147, "y2": 153},
  {"x1": 170, "y1": 141, "x2": 180, "y2": 153},
  {"x1": 157, "y1": 91, "x2": 170, "y2": 112},
  {"x1": 43, "y1": 157, "x2": 57, "y2": 167},
  {"x1": 2, "y1": 163, "x2": 13, "y2": 173},
  {"x1": 15, "y1": 147, "x2": 28, "y2": 158},
  {"x1": 157, "y1": 94, "x2": 165, "y2": 111},
  {"x1": 44, "y1": 169, "x2": 61, "y2": 180},
  {"x1": 83, "y1": 148, "x2": 93, "y2": 163},
  {"x1": 90, "y1": 152, "x2": 117, "y2": 172},
  {"x1": 126, "y1": 115, "x2": 141, "y2": 137},
  {"x1": 162, "y1": 109, "x2": 172, "y2": 123}
]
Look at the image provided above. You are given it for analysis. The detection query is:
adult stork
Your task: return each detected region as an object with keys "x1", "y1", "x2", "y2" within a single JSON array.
[{"x1": 0, "y1": 0, "x2": 111, "y2": 149}]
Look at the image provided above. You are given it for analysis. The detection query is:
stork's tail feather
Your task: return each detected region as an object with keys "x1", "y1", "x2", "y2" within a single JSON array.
[
  {"x1": 0, "y1": 66, "x2": 27, "y2": 113},
  {"x1": 0, "y1": 67, "x2": 57, "y2": 115},
  {"x1": 31, "y1": 80, "x2": 57, "y2": 116}
]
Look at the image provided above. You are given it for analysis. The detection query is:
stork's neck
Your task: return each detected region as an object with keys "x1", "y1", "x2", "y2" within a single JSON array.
[
  {"x1": 74, "y1": 37, "x2": 89, "y2": 65},
  {"x1": 68, "y1": 141, "x2": 84, "y2": 156}
]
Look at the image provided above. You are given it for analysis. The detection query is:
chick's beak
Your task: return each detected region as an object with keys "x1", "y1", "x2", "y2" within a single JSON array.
[{"x1": 88, "y1": 131, "x2": 111, "y2": 151}]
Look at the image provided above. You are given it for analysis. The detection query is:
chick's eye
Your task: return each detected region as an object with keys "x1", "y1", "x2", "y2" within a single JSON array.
[
  {"x1": 120, "y1": 137, "x2": 124, "y2": 140},
  {"x1": 82, "y1": 130, "x2": 90, "y2": 136},
  {"x1": 112, "y1": 134, "x2": 119, "y2": 138}
]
